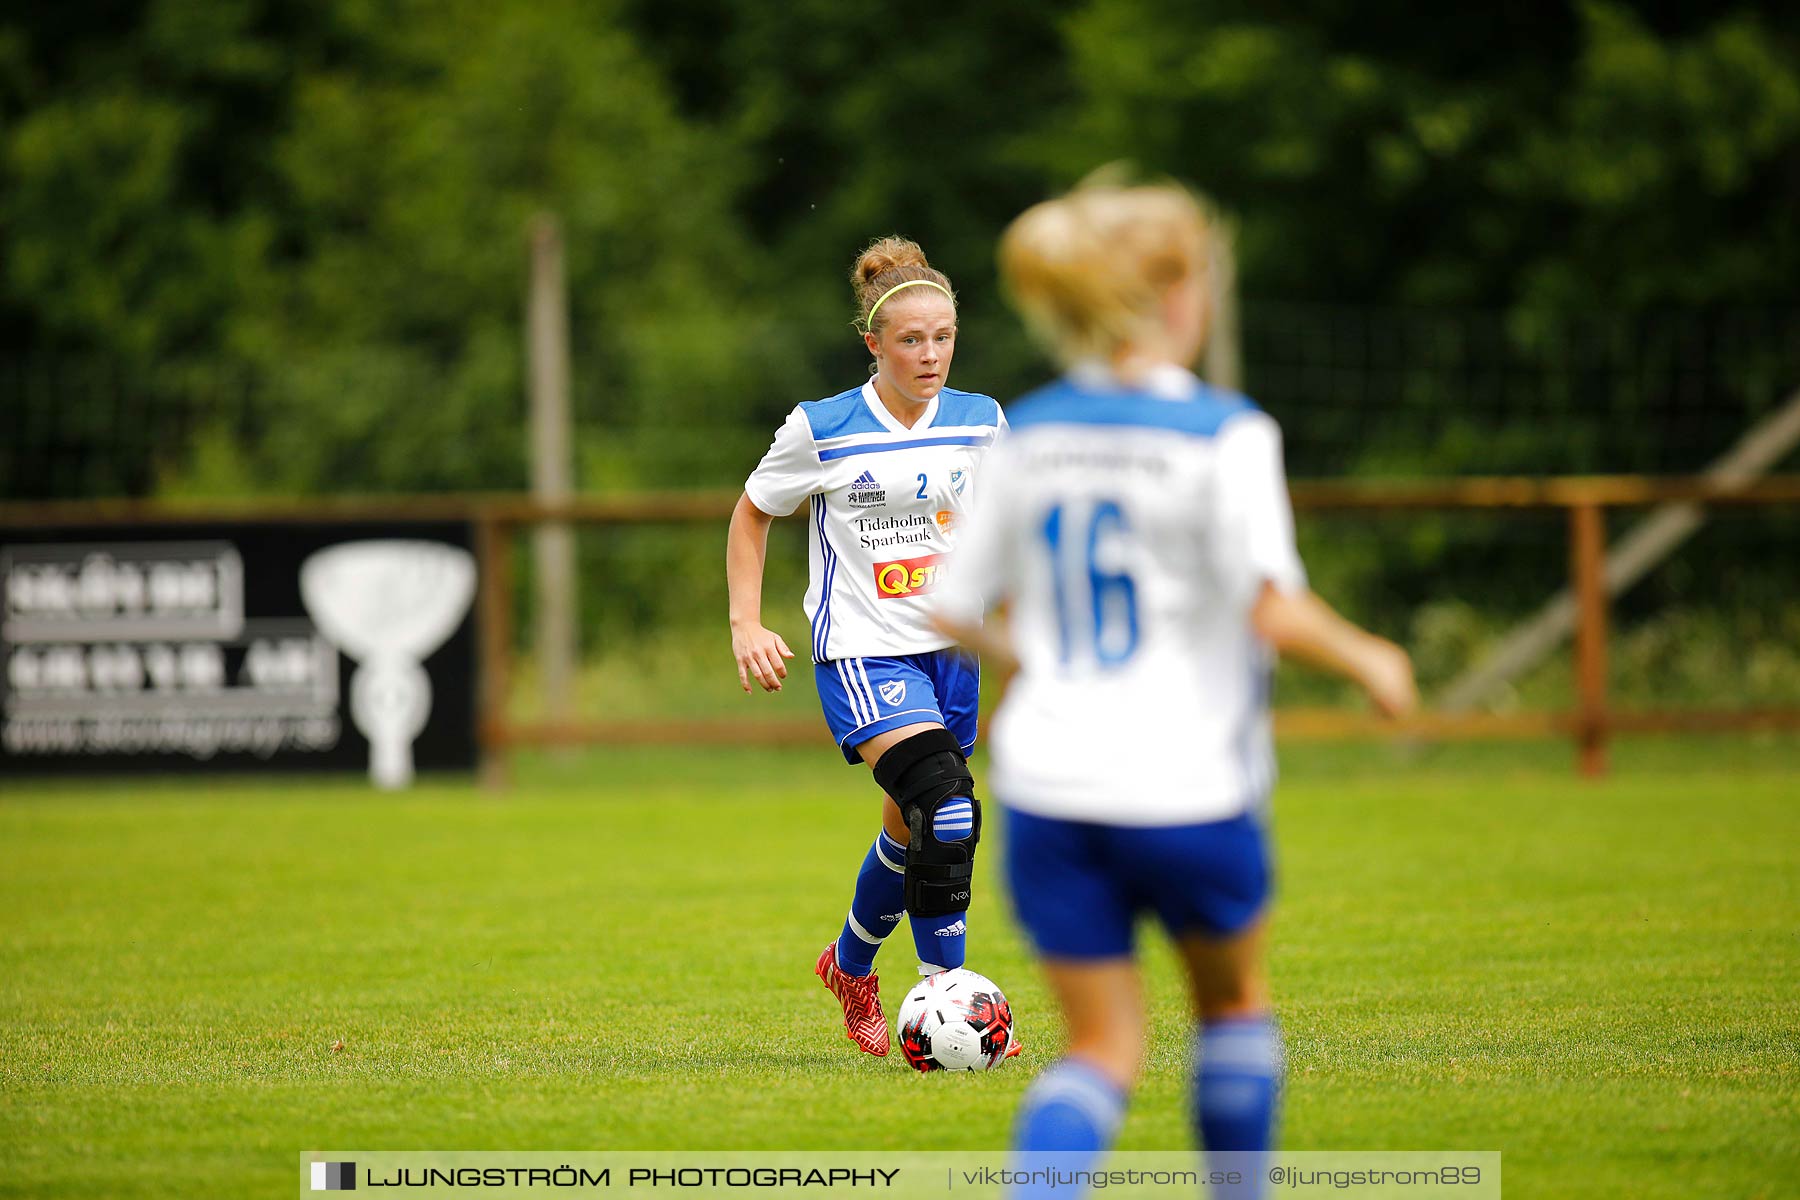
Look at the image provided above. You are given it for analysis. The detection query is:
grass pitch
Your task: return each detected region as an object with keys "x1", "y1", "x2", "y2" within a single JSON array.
[{"x1": 2, "y1": 737, "x2": 1796, "y2": 1198}]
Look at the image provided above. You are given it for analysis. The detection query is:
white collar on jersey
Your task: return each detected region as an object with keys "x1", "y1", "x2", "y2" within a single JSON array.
[
  {"x1": 860, "y1": 378, "x2": 940, "y2": 434},
  {"x1": 1070, "y1": 359, "x2": 1202, "y2": 401}
]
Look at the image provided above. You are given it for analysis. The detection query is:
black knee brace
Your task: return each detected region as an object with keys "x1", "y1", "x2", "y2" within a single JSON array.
[{"x1": 872, "y1": 728, "x2": 981, "y2": 918}]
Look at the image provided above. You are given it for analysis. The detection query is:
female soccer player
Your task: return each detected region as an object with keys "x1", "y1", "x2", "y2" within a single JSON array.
[
  {"x1": 934, "y1": 181, "x2": 1415, "y2": 1193},
  {"x1": 726, "y1": 237, "x2": 1009, "y2": 1058}
]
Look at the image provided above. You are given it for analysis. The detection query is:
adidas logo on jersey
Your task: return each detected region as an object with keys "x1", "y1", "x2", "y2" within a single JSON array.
[
  {"x1": 934, "y1": 920, "x2": 967, "y2": 937},
  {"x1": 847, "y1": 469, "x2": 886, "y2": 509}
]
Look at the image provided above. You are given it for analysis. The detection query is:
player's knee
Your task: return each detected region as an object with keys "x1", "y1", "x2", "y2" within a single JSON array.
[
  {"x1": 872, "y1": 728, "x2": 980, "y2": 917},
  {"x1": 872, "y1": 728, "x2": 978, "y2": 846},
  {"x1": 933, "y1": 797, "x2": 975, "y2": 842}
]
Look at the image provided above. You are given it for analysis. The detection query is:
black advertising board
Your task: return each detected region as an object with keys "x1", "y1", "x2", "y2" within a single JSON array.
[{"x1": 0, "y1": 521, "x2": 478, "y2": 781}]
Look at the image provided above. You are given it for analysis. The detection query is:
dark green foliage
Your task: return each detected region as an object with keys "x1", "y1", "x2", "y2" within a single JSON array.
[
  {"x1": 1036, "y1": 1, "x2": 1800, "y2": 309},
  {"x1": 3, "y1": 0, "x2": 1796, "y2": 500},
  {"x1": 2, "y1": 0, "x2": 767, "y2": 495}
]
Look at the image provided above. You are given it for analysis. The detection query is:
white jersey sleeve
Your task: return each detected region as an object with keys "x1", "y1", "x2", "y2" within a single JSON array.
[
  {"x1": 744, "y1": 408, "x2": 820, "y2": 517},
  {"x1": 1210, "y1": 412, "x2": 1307, "y2": 604}
]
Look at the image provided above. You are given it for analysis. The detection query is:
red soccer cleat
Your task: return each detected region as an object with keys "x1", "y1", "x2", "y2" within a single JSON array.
[
  {"x1": 816, "y1": 942, "x2": 890, "y2": 1057},
  {"x1": 1004, "y1": 1033, "x2": 1024, "y2": 1060}
]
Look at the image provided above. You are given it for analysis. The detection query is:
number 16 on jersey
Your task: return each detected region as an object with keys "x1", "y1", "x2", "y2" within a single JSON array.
[{"x1": 1040, "y1": 499, "x2": 1139, "y2": 667}]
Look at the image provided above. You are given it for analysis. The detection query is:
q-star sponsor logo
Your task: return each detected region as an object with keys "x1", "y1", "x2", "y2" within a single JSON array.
[{"x1": 872, "y1": 553, "x2": 946, "y2": 599}]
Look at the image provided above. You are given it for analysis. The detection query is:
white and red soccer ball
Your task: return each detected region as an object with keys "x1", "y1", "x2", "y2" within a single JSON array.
[{"x1": 896, "y1": 968, "x2": 1015, "y2": 1072}]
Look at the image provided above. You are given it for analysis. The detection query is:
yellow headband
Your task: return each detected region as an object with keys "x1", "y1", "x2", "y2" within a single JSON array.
[{"x1": 864, "y1": 279, "x2": 954, "y2": 333}]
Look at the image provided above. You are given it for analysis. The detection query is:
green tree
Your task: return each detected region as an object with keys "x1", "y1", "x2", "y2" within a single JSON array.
[
  {"x1": 1037, "y1": 0, "x2": 1800, "y2": 308},
  {"x1": 225, "y1": 0, "x2": 764, "y2": 493},
  {"x1": 0, "y1": 0, "x2": 303, "y2": 363},
  {"x1": 3, "y1": 0, "x2": 1797, "y2": 499},
  {"x1": 1, "y1": 0, "x2": 771, "y2": 496}
]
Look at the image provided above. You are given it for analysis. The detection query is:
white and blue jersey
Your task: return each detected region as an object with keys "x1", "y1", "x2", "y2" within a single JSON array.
[
  {"x1": 940, "y1": 363, "x2": 1306, "y2": 826},
  {"x1": 744, "y1": 379, "x2": 1005, "y2": 760},
  {"x1": 939, "y1": 363, "x2": 1304, "y2": 953}
]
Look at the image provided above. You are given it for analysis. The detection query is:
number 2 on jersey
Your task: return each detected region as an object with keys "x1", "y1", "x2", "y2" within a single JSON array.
[{"x1": 1040, "y1": 500, "x2": 1139, "y2": 667}]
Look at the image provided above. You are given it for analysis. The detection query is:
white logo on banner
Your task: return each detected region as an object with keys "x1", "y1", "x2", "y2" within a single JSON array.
[{"x1": 300, "y1": 541, "x2": 475, "y2": 790}]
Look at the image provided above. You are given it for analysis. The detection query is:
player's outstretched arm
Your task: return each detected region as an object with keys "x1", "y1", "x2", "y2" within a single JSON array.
[
  {"x1": 1250, "y1": 583, "x2": 1417, "y2": 718},
  {"x1": 726, "y1": 493, "x2": 795, "y2": 693}
]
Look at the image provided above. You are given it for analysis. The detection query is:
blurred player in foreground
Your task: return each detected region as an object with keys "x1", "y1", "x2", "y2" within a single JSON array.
[
  {"x1": 933, "y1": 180, "x2": 1416, "y2": 1194},
  {"x1": 727, "y1": 237, "x2": 1012, "y2": 1058}
]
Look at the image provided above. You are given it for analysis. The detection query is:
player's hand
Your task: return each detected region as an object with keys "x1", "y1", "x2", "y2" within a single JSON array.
[
  {"x1": 732, "y1": 624, "x2": 795, "y2": 693},
  {"x1": 1359, "y1": 638, "x2": 1418, "y2": 719}
]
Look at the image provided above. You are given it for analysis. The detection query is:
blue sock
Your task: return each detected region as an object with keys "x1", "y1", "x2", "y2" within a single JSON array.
[
  {"x1": 1008, "y1": 1057, "x2": 1126, "y2": 1199},
  {"x1": 1194, "y1": 1015, "x2": 1282, "y2": 1197},
  {"x1": 835, "y1": 830, "x2": 907, "y2": 977},
  {"x1": 910, "y1": 798, "x2": 973, "y2": 971}
]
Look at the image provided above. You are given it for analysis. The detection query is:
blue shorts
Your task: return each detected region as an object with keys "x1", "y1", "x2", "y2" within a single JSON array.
[
  {"x1": 1004, "y1": 807, "x2": 1270, "y2": 959},
  {"x1": 815, "y1": 650, "x2": 979, "y2": 764}
]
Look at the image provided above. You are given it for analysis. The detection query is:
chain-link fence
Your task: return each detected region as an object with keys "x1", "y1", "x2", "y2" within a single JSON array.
[{"x1": 6, "y1": 306, "x2": 1798, "y2": 500}]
